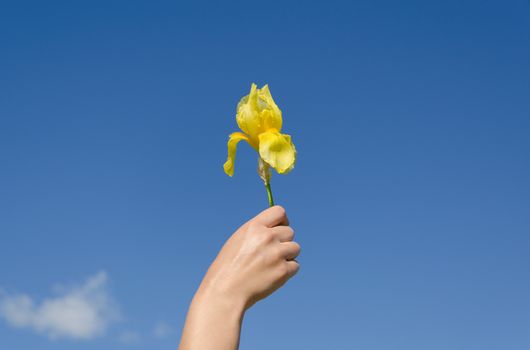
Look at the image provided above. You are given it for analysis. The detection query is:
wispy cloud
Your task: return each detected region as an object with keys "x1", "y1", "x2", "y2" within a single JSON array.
[
  {"x1": 153, "y1": 321, "x2": 175, "y2": 339},
  {"x1": 118, "y1": 330, "x2": 141, "y2": 344},
  {"x1": 0, "y1": 271, "x2": 118, "y2": 340}
]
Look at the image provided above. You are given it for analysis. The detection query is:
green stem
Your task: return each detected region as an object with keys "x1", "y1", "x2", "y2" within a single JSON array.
[{"x1": 265, "y1": 182, "x2": 274, "y2": 207}]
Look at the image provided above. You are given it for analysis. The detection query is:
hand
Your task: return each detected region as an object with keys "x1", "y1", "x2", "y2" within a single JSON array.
[
  {"x1": 179, "y1": 206, "x2": 301, "y2": 350},
  {"x1": 198, "y1": 205, "x2": 301, "y2": 310}
]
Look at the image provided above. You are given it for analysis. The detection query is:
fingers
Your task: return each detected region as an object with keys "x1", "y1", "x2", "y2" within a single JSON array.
[
  {"x1": 254, "y1": 205, "x2": 289, "y2": 227},
  {"x1": 286, "y1": 260, "x2": 300, "y2": 277},
  {"x1": 279, "y1": 241, "x2": 301, "y2": 260},
  {"x1": 270, "y1": 225, "x2": 295, "y2": 242}
]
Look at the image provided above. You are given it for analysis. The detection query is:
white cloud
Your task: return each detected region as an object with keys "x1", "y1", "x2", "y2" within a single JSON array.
[
  {"x1": 0, "y1": 271, "x2": 118, "y2": 340},
  {"x1": 118, "y1": 330, "x2": 141, "y2": 344},
  {"x1": 153, "y1": 321, "x2": 174, "y2": 339}
]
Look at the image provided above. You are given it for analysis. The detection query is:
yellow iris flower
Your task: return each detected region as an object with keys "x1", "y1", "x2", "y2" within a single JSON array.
[{"x1": 223, "y1": 83, "x2": 297, "y2": 205}]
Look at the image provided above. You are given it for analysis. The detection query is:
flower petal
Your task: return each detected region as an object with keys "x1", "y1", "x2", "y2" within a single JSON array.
[
  {"x1": 258, "y1": 131, "x2": 297, "y2": 174},
  {"x1": 223, "y1": 132, "x2": 250, "y2": 177},
  {"x1": 236, "y1": 84, "x2": 283, "y2": 142},
  {"x1": 258, "y1": 85, "x2": 282, "y2": 132},
  {"x1": 236, "y1": 84, "x2": 261, "y2": 139}
]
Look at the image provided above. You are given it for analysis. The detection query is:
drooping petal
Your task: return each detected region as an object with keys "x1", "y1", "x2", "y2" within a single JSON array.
[
  {"x1": 258, "y1": 131, "x2": 297, "y2": 174},
  {"x1": 236, "y1": 84, "x2": 262, "y2": 140},
  {"x1": 223, "y1": 132, "x2": 250, "y2": 176}
]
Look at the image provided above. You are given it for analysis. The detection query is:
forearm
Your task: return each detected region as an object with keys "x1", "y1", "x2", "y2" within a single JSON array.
[
  {"x1": 179, "y1": 284, "x2": 246, "y2": 350},
  {"x1": 179, "y1": 206, "x2": 300, "y2": 349}
]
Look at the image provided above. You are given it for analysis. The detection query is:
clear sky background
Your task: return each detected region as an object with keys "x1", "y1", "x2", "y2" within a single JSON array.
[{"x1": 1, "y1": 1, "x2": 529, "y2": 349}]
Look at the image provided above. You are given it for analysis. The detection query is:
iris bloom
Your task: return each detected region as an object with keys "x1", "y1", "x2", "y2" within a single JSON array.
[{"x1": 223, "y1": 83, "x2": 296, "y2": 206}]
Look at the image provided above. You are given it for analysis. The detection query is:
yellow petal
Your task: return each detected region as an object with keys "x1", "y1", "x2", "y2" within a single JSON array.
[
  {"x1": 236, "y1": 84, "x2": 283, "y2": 142},
  {"x1": 258, "y1": 85, "x2": 282, "y2": 131},
  {"x1": 236, "y1": 84, "x2": 261, "y2": 139},
  {"x1": 223, "y1": 132, "x2": 250, "y2": 177},
  {"x1": 258, "y1": 131, "x2": 296, "y2": 174}
]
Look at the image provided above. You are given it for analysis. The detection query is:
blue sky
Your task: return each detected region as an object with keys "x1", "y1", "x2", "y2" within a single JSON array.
[{"x1": 1, "y1": 0, "x2": 529, "y2": 349}]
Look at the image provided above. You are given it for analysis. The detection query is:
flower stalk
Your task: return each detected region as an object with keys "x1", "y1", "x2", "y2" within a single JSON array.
[
  {"x1": 258, "y1": 157, "x2": 274, "y2": 207},
  {"x1": 265, "y1": 182, "x2": 274, "y2": 207}
]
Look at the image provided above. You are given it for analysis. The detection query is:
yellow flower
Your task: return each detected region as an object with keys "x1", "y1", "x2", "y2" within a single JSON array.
[{"x1": 223, "y1": 83, "x2": 297, "y2": 177}]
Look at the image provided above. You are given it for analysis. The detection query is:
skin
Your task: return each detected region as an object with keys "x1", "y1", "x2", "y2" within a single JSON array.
[{"x1": 178, "y1": 206, "x2": 301, "y2": 350}]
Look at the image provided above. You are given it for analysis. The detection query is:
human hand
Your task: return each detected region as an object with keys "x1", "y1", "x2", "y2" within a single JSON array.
[{"x1": 197, "y1": 205, "x2": 301, "y2": 310}]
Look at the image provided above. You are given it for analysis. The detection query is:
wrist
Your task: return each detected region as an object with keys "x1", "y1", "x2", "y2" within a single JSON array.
[
  {"x1": 194, "y1": 280, "x2": 247, "y2": 320},
  {"x1": 179, "y1": 279, "x2": 246, "y2": 350}
]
